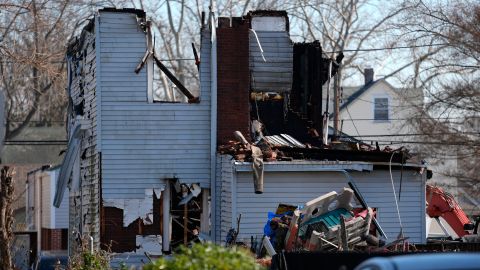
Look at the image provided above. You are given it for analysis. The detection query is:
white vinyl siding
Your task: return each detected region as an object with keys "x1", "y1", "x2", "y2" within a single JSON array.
[
  {"x1": 98, "y1": 12, "x2": 211, "y2": 199},
  {"x1": 215, "y1": 156, "x2": 234, "y2": 242},
  {"x1": 218, "y1": 159, "x2": 426, "y2": 244},
  {"x1": 374, "y1": 97, "x2": 389, "y2": 121},
  {"x1": 41, "y1": 174, "x2": 52, "y2": 228}
]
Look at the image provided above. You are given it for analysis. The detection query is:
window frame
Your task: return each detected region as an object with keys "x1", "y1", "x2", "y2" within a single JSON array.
[{"x1": 372, "y1": 95, "x2": 390, "y2": 122}]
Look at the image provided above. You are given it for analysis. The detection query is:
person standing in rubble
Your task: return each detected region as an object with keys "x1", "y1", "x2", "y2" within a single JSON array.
[{"x1": 265, "y1": 217, "x2": 289, "y2": 252}]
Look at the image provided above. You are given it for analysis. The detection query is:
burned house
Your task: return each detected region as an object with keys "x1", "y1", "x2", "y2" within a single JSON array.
[
  {"x1": 55, "y1": 8, "x2": 212, "y2": 255},
  {"x1": 55, "y1": 8, "x2": 428, "y2": 258}
]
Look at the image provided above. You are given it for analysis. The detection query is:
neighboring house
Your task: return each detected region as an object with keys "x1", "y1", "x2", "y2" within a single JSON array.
[
  {"x1": 2, "y1": 124, "x2": 66, "y2": 268},
  {"x1": 2, "y1": 125, "x2": 65, "y2": 165},
  {"x1": 2, "y1": 124, "x2": 66, "y2": 231},
  {"x1": 336, "y1": 70, "x2": 473, "y2": 217},
  {"x1": 56, "y1": 8, "x2": 430, "y2": 259},
  {"x1": 26, "y1": 166, "x2": 68, "y2": 253},
  {"x1": 335, "y1": 69, "x2": 423, "y2": 144}
]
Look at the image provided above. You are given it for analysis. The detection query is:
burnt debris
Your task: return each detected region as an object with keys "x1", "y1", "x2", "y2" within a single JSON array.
[{"x1": 216, "y1": 10, "x2": 411, "y2": 164}]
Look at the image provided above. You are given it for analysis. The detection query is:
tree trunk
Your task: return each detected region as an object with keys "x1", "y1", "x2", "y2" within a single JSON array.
[{"x1": 0, "y1": 166, "x2": 15, "y2": 270}]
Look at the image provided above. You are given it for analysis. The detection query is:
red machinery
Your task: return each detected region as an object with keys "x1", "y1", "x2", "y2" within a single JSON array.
[{"x1": 426, "y1": 184, "x2": 473, "y2": 237}]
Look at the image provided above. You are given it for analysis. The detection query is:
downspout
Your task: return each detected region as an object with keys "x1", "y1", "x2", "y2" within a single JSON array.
[
  {"x1": 209, "y1": 1, "x2": 218, "y2": 243},
  {"x1": 162, "y1": 181, "x2": 171, "y2": 252},
  {"x1": 35, "y1": 171, "x2": 41, "y2": 255}
]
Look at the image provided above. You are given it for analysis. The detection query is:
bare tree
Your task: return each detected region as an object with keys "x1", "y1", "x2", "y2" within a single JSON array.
[
  {"x1": 286, "y1": 0, "x2": 412, "y2": 84},
  {"x1": 0, "y1": 1, "x2": 114, "y2": 140},
  {"x1": 0, "y1": 166, "x2": 15, "y2": 270},
  {"x1": 397, "y1": 1, "x2": 480, "y2": 205}
]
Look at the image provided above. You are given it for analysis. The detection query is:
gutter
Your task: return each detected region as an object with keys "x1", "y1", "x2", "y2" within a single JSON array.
[{"x1": 53, "y1": 124, "x2": 83, "y2": 207}]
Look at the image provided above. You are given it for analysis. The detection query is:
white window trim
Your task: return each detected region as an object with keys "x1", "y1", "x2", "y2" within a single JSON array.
[{"x1": 371, "y1": 94, "x2": 391, "y2": 123}]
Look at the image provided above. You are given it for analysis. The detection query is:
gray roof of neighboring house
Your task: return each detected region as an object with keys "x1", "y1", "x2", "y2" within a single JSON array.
[
  {"x1": 339, "y1": 80, "x2": 377, "y2": 111},
  {"x1": 1, "y1": 125, "x2": 66, "y2": 164}
]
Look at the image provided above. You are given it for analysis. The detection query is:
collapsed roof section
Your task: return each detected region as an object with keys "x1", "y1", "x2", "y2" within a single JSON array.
[
  {"x1": 215, "y1": 10, "x2": 412, "y2": 164},
  {"x1": 247, "y1": 11, "x2": 293, "y2": 93}
]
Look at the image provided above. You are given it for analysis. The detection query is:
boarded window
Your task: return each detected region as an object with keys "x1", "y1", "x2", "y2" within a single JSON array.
[{"x1": 374, "y1": 98, "x2": 389, "y2": 121}]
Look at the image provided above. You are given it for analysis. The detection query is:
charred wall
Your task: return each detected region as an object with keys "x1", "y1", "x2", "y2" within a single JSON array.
[
  {"x1": 65, "y1": 20, "x2": 100, "y2": 251},
  {"x1": 289, "y1": 41, "x2": 337, "y2": 144},
  {"x1": 215, "y1": 12, "x2": 342, "y2": 147},
  {"x1": 101, "y1": 194, "x2": 162, "y2": 253}
]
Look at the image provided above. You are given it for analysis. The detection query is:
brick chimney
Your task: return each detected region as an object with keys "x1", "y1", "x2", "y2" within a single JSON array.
[
  {"x1": 216, "y1": 17, "x2": 251, "y2": 146},
  {"x1": 364, "y1": 68, "x2": 374, "y2": 85}
]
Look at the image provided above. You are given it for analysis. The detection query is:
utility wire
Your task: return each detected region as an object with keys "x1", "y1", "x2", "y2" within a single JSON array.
[
  {"x1": 346, "y1": 132, "x2": 479, "y2": 137},
  {"x1": 366, "y1": 140, "x2": 480, "y2": 146},
  {"x1": 345, "y1": 106, "x2": 362, "y2": 141},
  {"x1": 348, "y1": 97, "x2": 420, "y2": 108},
  {"x1": 324, "y1": 43, "x2": 450, "y2": 53},
  {"x1": 341, "y1": 116, "x2": 478, "y2": 121},
  {"x1": 4, "y1": 140, "x2": 67, "y2": 145},
  {"x1": 1, "y1": 44, "x2": 454, "y2": 65},
  {"x1": 389, "y1": 152, "x2": 404, "y2": 238},
  {"x1": 0, "y1": 58, "x2": 195, "y2": 64}
]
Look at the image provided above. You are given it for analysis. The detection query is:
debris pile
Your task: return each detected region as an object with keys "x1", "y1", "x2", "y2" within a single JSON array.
[
  {"x1": 258, "y1": 187, "x2": 385, "y2": 255},
  {"x1": 218, "y1": 130, "x2": 411, "y2": 164}
]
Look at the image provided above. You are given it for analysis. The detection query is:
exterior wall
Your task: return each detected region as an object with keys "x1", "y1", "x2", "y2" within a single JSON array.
[
  {"x1": 66, "y1": 20, "x2": 99, "y2": 248},
  {"x1": 98, "y1": 11, "x2": 211, "y2": 200},
  {"x1": 41, "y1": 172, "x2": 52, "y2": 228},
  {"x1": 50, "y1": 170, "x2": 69, "y2": 229},
  {"x1": 102, "y1": 193, "x2": 162, "y2": 253},
  {"x1": 215, "y1": 155, "x2": 234, "y2": 242},
  {"x1": 24, "y1": 168, "x2": 69, "y2": 253},
  {"x1": 219, "y1": 160, "x2": 427, "y2": 244},
  {"x1": 26, "y1": 169, "x2": 68, "y2": 230},
  {"x1": 15, "y1": 164, "x2": 42, "y2": 231},
  {"x1": 82, "y1": 23, "x2": 100, "y2": 243},
  {"x1": 216, "y1": 20, "x2": 250, "y2": 145}
]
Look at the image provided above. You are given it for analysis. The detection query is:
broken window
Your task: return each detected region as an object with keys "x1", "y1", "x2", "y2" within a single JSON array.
[
  {"x1": 153, "y1": 63, "x2": 180, "y2": 102},
  {"x1": 135, "y1": 21, "x2": 199, "y2": 103},
  {"x1": 374, "y1": 98, "x2": 389, "y2": 121},
  {"x1": 151, "y1": 59, "x2": 199, "y2": 103}
]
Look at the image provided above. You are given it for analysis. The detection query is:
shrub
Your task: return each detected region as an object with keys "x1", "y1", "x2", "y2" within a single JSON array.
[
  {"x1": 69, "y1": 250, "x2": 111, "y2": 270},
  {"x1": 68, "y1": 237, "x2": 111, "y2": 270},
  {"x1": 144, "y1": 243, "x2": 265, "y2": 270}
]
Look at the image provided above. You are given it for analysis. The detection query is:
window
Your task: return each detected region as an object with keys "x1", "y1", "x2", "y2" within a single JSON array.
[
  {"x1": 138, "y1": 24, "x2": 199, "y2": 103},
  {"x1": 374, "y1": 98, "x2": 389, "y2": 121}
]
